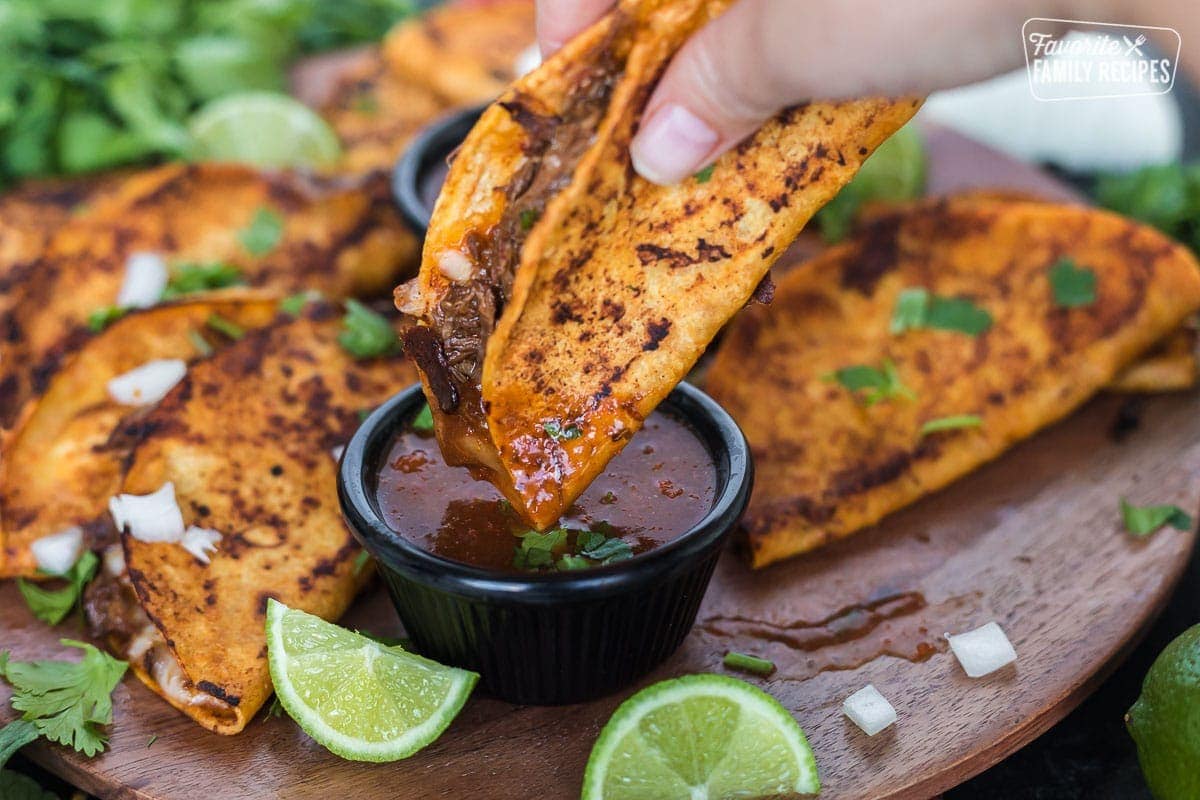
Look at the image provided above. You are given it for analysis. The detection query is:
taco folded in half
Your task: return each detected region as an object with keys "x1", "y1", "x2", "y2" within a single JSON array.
[
  {"x1": 83, "y1": 304, "x2": 415, "y2": 733},
  {"x1": 397, "y1": 0, "x2": 921, "y2": 528},
  {"x1": 704, "y1": 196, "x2": 1200, "y2": 567}
]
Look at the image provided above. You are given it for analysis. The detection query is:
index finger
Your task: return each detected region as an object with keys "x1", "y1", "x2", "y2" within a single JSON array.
[{"x1": 536, "y1": 0, "x2": 614, "y2": 56}]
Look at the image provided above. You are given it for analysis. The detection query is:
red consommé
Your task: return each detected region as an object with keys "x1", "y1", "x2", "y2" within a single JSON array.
[{"x1": 373, "y1": 410, "x2": 717, "y2": 573}]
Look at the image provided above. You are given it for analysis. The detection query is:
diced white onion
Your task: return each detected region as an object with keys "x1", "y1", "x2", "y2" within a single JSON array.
[
  {"x1": 394, "y1": 279, "x2": 425, "y2": 316},
  {"x1": 946, "y1": 621, "x2": 1018, "y2": 678},
  {"x1": 842, "y1": 684, "x2": 897, "y2": 736},
  {"x1": 180, "y1": 526, "x2": 222, "y2": 564},
  {"x1": 436, "y1": 249, "x2": 473, "y2": 282},
  {"x1": 330, "y1": 445, "x2": 345, "y2": 462},
  {"x1": 127, "y1": 625, "x2": 159, "y2": 661},
  {"x1": 106, "y1": 359, "x2": 187, "y2": 406},
  {"x1": 102, "y1": 543, "x2": 126, "y2": 576},
  {"x1": 109, "y1": 482, "x2": 185, "y2": 543},
  {"x1": 513, "y1": 43, "x2": 541, "y2": 77},
  {"x1": 30, "y1": 527, "x2": 83, "y2": 575},
  {"x1": 117, "y1": 252, "x2": 168, "y2": 309}
]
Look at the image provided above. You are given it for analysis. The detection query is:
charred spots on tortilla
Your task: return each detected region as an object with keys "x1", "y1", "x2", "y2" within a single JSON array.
[
  {"x1": 601, "y1": 299, "x2": 625, "y2": 322},
  {"x1": 197, "y1": 681, "x2": 240, "y2": 707},
  {"x1": 769, "y1": 194, "x2": 790, "y2": 212},
  {"x1": 643, "y1": 318, "x2": 671, "y2": 351},
  {"x1": 270, "y1": 464, "x2": 283, "y2": 476},
  {"x1": 550, "y1": 299, "x2": 584, "y2": 325},
  {"x1": 696, "y1": 239, "x2": 731, "y2": 263}
]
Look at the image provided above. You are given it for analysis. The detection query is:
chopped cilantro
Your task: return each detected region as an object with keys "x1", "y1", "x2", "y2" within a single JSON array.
[
  {"x1": 557, "y1": 555, "x2": 592, "y2": 571},
  {"x1": 890, "y1": 287, "x2": 991, "y2": 335},
  {"x1": 0, "y1": 640, "x2": 128, "y2": 758},
  {"x1": 920, "y1": 414, "x2": 982, "y2": 436},
  {"x1": 187, "y1": 329, "x2": 214, "y2": 357},
  {"x1": 205, "y1": 313, "x2": 245, "y2": 340},
  {"x1": 87, "y1": 306, "x2": 127, "y2": 333},
  {"x1": 338, "y1": 300, "x2": 400, "y2": 359},
  {"x1": 356, "y1": 407, "x2": 373, "y2": 422},
  {"x1": 0, "y1": 719, "x2": 39, "y2": 769},
  {"x1": 513, "y1": 529, "x2": 568, "y2": 570},
  {"x1": 1120, "y1": 498, "x2": 1193, "y2": 537},
  {"x1": 694, "y1": 165, "x2": 715, "y2": 183},
  {"x1": 600, "y1": 491, "x2": 617, "y2": 505},
  {"x1": 146, "y1": 734, "x2": 158, "y2": 748},
  {"x1": 352, "y1": 550, "x2": 372, "y2": 576},
  {"x1": 238, "y1": 207, "x2": 284, "y2": 256},
  {"x1": 161, "y1": 262, "x2": 243, "y2": 299},
  {"x1": 280, "y1": 289, "x2": 322, "y2": 316},
  {"x1": 578, "y1": 533, "x2": 633, "y2": 565},
  {"x1": 1049, "y1": 258, "x2": 1096, "y2": 308},
  {"x1": 826, "y1": 359, "x2": 914, "y2": 405},
  {"x1": 723, "y1": 651, "x2": 775, "y2": 676},
  {"x1": 17, "y1": 551, "x2": 98, "y2": 626},
  {"x1": 411, "y1": 404, "x2": 434, "y2": 432},
  {"x1": 543, "y1": 420, "x2": 582, "y2": 441},
  {"x1": 519, "y1": 209, "x2": 540, "y2": 230},
  {"x1": 267, "y1": 697, "x2": 286, "y2": 719}
]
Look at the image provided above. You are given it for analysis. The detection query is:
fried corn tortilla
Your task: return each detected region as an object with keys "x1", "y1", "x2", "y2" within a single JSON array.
[
  {"x1": 704, "y1": 197, "x2": 1200, "y2": 567},
  {"x1": 1108, "y1": 326, "x2": 1198, "y2": 392},
  {"x1": 0, "y1": 163, "x2": 416, "y2": 428},
  {"x1": 397, "y1": 0, "x2": 921, "y2": 528},
  {"x1": 0, "y1": 293, "x2": 282, "y2": 579},
  {"x1": 319, "y1": 49, "x2": 448, "y2": 176},
  {"x1": 83, "y1": 306, "x2": 417, "y2": 734},
  {"x1": 383, "y1": 0, "x2": 536, "y2": 106}
]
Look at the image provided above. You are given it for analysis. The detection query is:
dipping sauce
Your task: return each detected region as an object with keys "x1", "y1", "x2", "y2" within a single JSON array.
[{"x1": 374, "y1": 409, "x2": 717, "y2": 572}]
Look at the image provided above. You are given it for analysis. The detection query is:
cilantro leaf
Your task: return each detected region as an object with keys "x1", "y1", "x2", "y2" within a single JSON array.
[
  {"x1": 920, "y1": 414, "x2": 982, "y2": 436},
  {"x1": 1049, "y1": 258, "x2": 1096, "y2": 308},
  {"x1": 0, "y1": 768, "x2": 57, "y2": 800},
  {"x1": 411, "y1": 404, "x2": 434, "y2": 432},
  {"x1": 238, "y1": 207, "x2": 284, "y2": 256},
  {"x1": 17, "y1": 551, "x2": 99, "y2": 626},
  {"x1": 513, "y1": 529, "x2": 567, "y2": 570},
  {"x1": 890, "y1": 288, "x2": 929, "y2": 333},
  {"x1": 2, "y1": 640, "x2": 128, "y2": 758},
  {"x1": 694, "y1": 165, "x2": 715, "y2": 183},
  {"x1": 161, "y1": 263, "x2": 243, "y2": 300},
  {"x1": 205, "y1": 313, "x2": 245, "y2": 341},
  {"x1": 543, "y1": 420, "x2": 582, "y2": 441},
  {"x1": 826, "y1": 359, "x2": 914, "y2": 405},
  {"x1": 338, "y1": 300, "x2": 400, "y2": 359},
  {"x1": 1120, "y1": 498, "x2": 1194, "y2": 537},
  {"x1": 280, "y1": 290, "x2": 322, "y2": 317},
  {"x1": 557, "y1": 555, "x2": 592, "y2": 571},
  {"x1": 890, "y1": 287, "x2": 991, "y2": 335},
  {"x1": 578, "y1": 534, "x2": 633, "y2": 565},
  {"x1": 187, "y1": 329, "x2": 214, "y2": 357},
  {"x1": 352, "y1": 550, "x2": 372, "y2": 576},
  {"x1": 87, "y1": 306, "x2": 127, "y2": 333},
  {"x1": 0, "y1": 719, "x2": 40, "y2": 769},
  {"x1": 519, "y1": 209, "x2": 540, "y2": 231}
]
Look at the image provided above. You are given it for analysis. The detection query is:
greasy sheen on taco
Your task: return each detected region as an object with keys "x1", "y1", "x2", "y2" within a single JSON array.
[
  {"x1": 704, "y1": 196, "x2": 1200, "y2": 568},
  {"x1": 84, "y1": 305, "x2": 416, "y2": 734},
  {"x1": 396, "y1": 0, "x2": 922, "y2": 529},
  {"x1": 0, "y1": 293, "x2": 281, "y2": 579}
]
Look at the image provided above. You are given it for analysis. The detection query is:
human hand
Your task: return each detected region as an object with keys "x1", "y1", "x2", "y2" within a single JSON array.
[{"x1": 536, "y1": 0, "x2": 1070, "y2": 185}]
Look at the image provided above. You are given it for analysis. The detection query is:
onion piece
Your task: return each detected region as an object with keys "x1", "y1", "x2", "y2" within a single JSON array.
[
  {"x1": 117, "y1": 252, "x2": 168, "y2": 309},
  {"x1": 109, "y1": 482, "x2": 185, "y2": 543},
  {"x1": 330, "y1": 444, "x2": 345, "y2": 462},
  {"x1": 436, "y1": 249, "x2": 473, "y2": 282},
  {"x1": 102, "y1": 543, "x2": 126, "y2": 576},
  {"x1": 180, "y1": 526, "x2": 222, "y2": 564},
  {"x1": 513, "y1": 43, "x2": 541, "y2": 77},
  {"x1": 31, "y1": 527, "x2": 84, "y2": 575},
  {"x1": 107, "y1": 359, "x2": 187, "y2": 406},
  {"x1": 842, "y1": 684, "x2": 897, "y2": 736},
  {"x1": 946, "y1": 622, "x2": 1017, "y2": 678}
]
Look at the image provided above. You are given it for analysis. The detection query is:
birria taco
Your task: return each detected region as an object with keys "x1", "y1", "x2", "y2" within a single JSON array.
[{"x1": 396, "y1": 0, "x2": 922, "y2": 528}]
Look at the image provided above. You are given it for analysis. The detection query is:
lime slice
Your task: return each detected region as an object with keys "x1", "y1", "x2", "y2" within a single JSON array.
[
  {"x1": 265, "y1": 599, "x2": 477, "y2": 762},
  {"x1": 188, "y1": 92, "x2": 341, "y2": 169},
  {"x1": 582, "y1": 674, "x2": 819, "y2": 799}
]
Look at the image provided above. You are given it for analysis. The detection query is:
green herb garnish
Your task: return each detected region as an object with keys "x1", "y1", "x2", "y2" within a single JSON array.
[
  {"x1": 146, "y1": 734, "x2": 158, "y2": 748},
  {"x1": 600, "y1": 491, "x2": 617, "y2": 505},
  {"x1": 238, "y1": 207, "x2": 284, "y2": 256},
  {"x1": 280, "y1": 290, "x2": 322, "y2": 316},
  {"x1": 1093, "y1": 163, "x2": 1200, "y2": 257},
  {"x1": 17, "y1": 552, "x2": 99, "y2": 626},
  {"x1": 890, "y1": 287, "x2": 991, "y2": 335},
  {"x1": 1120, "y1": 498, "x2": 1194, "y2": 537},
  {"x1": 519, "y1": 209, "x2": 540, "y2": 230},
  {"x1": 513, "y1": 529, "x2": 568, "y2": 570},
  {"x1": 0, "y1": 640, "x2": 128, "y2": 758},
  {"x1": 352, "y1": 550, "x2": 372, "y2": 576},
  {"x1": 577, "y1": 532, "x2": 633, "y2": 564},
  {"x1": 162, "y1": 262, "x2": 243, "y2": 299},
  {"x1": 411, "y1": 404, "x2": 434, "y2": 432},
  {"x1": 920, "y1": 414, "x2": 983, "y2": 436},
  {"x1": 87, "y1": 306, "x2": 127, "y2": 333},
  {"x1": 338, "y1": 300, "x2": 400, "y2": 359},
  {"x1": 543, "y1": 420, "x2": 582, "y2": 441},
  {"x1": 205, "y1": 313, "x2": 245, "y2": 340},
  {"x1": 1049, "y1": 258, "x2": 1097, "y2": 308},
  {"x1": 723, "y1": 651, "x2": 776, "y2": 676},
  {"x1": 826, "y1": 359, "x2": 914, "y2": 405},
  {"x1": 694, "y1": 165, "x2": 715, "y2": 183},
  {"x1": 187, "y1": 329, "x2": 214, "y2": 357},
  {"x1": 557, "y1": 555, "x2": 592, "y2": 571}
]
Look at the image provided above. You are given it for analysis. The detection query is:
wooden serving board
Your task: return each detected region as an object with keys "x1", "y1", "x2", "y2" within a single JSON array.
[{"x1": 2, "y1": 129, "x2": 1197, "y2": 800}]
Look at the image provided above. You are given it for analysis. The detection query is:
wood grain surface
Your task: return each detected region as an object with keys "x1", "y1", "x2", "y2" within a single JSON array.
[{"x1": 2, "y1": 129, "x2": 1195, "y2": 800}]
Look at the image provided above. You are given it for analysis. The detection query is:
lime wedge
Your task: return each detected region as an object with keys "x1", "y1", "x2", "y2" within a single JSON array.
[
  {"x1": 187, "y1": 92, "x2": 342, "y2": 169},
  {"x1": 265, "y1": 599, "x2": 477, "y2": 762},
  {"x1": 582, "y1": 674, "x2": 819, "y2": 799}
]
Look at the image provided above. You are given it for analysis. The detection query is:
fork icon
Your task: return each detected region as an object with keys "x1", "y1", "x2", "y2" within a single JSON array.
[{"x1": 1123, "y1": 34, "x2": 1147, "y2": 56}]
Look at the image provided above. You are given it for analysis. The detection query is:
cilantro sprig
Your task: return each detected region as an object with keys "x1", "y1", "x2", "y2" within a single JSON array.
[
  {"x1": 0, "y1": 641, "x2": 128, "y2": 760},
  {"x1": 920, "y1": 414, "x2": 983, "y2": 436},
  {"x1": 338, "y1": 300, "x2": 400, "y2": 359},
  {"x1": 238, "y1": 207, "x2": 284, "y2": 257},
  {"x1": 890, "y1": 287, "x2": 992, "y2": 336},
  {"x1": 17, "y1": 552, "x2": 99, "y2": 626},
  {"x1": 410, "y1": 404, "x2": 434, "y2": 432},
  {"x1": 512, "y1": 528, "x2": 634, "y2": 572},
  {"x1": 1049, "y1": 258, "x2": 1097, "y2": 308},
  {"x1": 161, "y1": 262, "x2": 244, "y2": 300},
  {"x1": 543, "y1": 420, "x2": 582, "y2": 441},
  {"x1": 1120, "y1": 499, "x2": 1194, "y2": 537},
  {"x1": 87, "y1": 306, "x2": 128, "y2": 333},
  {"x1": 826, "y1": 359, "x2": 914, "y2": 405}
]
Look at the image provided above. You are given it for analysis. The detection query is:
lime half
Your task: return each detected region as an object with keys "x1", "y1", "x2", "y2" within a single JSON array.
[
  {"x1": 265, "y1": 599, "x2": 477, "y2": 762},
  {"x1": 188, "y1": 92, "x2": 342, "y2": 169},
  {"x1": 582, "y1": 674, "x2": 819, "y2": 799}
]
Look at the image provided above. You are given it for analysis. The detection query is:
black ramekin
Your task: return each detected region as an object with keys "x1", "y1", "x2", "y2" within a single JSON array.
[
  {"x1": 338, "y1": 382, "x2": 752, "y2": 705},
  {"x1": 392, "y1": 103, "x2": 487, "y2": 235}
]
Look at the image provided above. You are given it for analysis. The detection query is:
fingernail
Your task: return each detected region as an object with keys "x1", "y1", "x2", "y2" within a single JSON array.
[{"x1": 631, "y1": 104, "x2": 719, "y2": 186}]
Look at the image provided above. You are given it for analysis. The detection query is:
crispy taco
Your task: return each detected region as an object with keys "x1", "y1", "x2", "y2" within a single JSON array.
[
  {"x1": 83, "y1": 304, "x2": 416, "y2": 733},
  {"x1": 0, "y1": 293, "x2": 282, "y2": 578},
  {"x1": 396, "y1": 0, "x2": 921, "y2": 528},
  {"x1": 703, "y1": 196, "x2": 1200, "y2": 567},
  {"x1": 0, "y1": 163, "x2": 416, "y2": 428}
]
